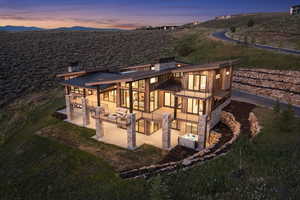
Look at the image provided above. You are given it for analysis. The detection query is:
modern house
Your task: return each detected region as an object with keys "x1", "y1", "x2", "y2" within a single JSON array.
[
  {"x1": 290, "y1": 5, "x2": 300, "y2": 15},
  {"x1": 57, "y1": 58, "x2": 237, "y2": 150}
]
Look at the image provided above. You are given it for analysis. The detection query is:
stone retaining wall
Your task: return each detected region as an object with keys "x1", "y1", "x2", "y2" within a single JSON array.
[
  {"x1": 119, "y1": 111, "x2": 241, "y2": 179},
  {"x1": 233, "y1": 68, "x2": 300, "y2": 106}
]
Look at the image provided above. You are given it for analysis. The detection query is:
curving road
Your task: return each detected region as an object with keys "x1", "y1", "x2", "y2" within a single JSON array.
[
  {"x1": 212, "y1": 31, "x2": 300, "y2": 56},
  {"x1": 232, "y1": 89, "x2": 300, "y2": 117}
]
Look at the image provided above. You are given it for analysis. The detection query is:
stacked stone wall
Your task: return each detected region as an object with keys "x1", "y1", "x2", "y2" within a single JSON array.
[
  {"x1": 119, "y1": 111, "x2": 241, "y2": 179},
  {"x1": 233, "y1": 68, "x2": 300, "y2": 106}
]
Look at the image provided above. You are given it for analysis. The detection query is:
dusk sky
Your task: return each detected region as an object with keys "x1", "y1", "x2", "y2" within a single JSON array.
[{"x1": 0, "y1": 0, "x2": 298, "y2": 29}]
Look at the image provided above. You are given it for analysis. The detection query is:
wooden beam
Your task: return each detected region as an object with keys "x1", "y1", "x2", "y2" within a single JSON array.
[
  {"x1": 129, "y1": 82, "x2": 133, "y2": 113},
  {"x1": 174, "y1": 96, "x2": 178, "y2": 119},
  {"x1": 97, "y1": 86, "x2": 101, "y2": 107},
  {"x1": 83, "y1": 88, "x2": 86, "y2": 98}
]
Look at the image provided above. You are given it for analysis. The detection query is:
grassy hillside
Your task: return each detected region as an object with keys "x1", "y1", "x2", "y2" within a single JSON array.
[
  {"x1": 1, "y1": 89, "x2": 300, "y2": 199},
  {"x1": 0, "y1": 30, "x2": 174, "y2": 107},
  {"x1": 173, "y1": 28, "x2": 300, "y2": 70},
  {"x1": 201, "y1": 12, "x2": 300, "y2": 50}
]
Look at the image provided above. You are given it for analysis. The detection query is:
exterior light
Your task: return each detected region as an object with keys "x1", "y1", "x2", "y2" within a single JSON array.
[
  {"x1": 177, "y1": 64, "x2": 182, "y2": 67},
  {"x1": 226, "y1": 71, "x2": 230, "y2": 75},
  {"x1": 216, "y1": 74, "x2": 221, "y2": 79}
]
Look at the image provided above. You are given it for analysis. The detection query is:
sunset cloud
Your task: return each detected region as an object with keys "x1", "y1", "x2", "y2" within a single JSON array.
[{"x1": 0, "y1": 0, "x2": 292, "y2": 29}]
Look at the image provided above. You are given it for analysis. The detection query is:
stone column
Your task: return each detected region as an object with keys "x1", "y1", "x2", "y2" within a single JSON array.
[
  {"x1": 127, "y1": 113, "x2": 136, "y2": 150},
  {"x1": 198, "y1": 114, "x2": 208, "y2": 150},
  {"x1": 65, "y1": 94, "x2": 73, "y2": 121},
  {"x1": 82, "y1": 97, "x2": 90, "y2": 127},
  {"x1": 95, "y1": 106, "x2": 104, "y2": 140},
  {"x1": 206, "y1": 121, "x2": 211, "y2": 146},
  {"x1": 162, "y1": 113, "x2": 171, "y2": 150}
]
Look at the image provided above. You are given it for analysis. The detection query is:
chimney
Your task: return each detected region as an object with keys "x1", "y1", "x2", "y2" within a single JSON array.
[
  {"x1": 153, "y1": 57, "x2": 176, "y2": 71},
  {"x1": 68, "y1": 61, "x2": 79, "y2": 73}
]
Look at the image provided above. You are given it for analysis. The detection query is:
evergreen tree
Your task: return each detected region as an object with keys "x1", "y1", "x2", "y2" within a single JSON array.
[{"x1": 149, "y1": 175, "x2": 170, "y2": 200}]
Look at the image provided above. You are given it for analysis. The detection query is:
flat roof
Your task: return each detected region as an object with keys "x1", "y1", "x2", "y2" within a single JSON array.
[
  {"x1": 58, "y1": 59, "x2": 238, "y2": 87},
  {"x1": 61, "y1": 72, "x2": 119, "y2": 90}
]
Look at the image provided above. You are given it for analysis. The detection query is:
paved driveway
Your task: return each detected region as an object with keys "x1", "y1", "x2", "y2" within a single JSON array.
[
  {"x1": 232, "y1": 89, "x2": 300, "y2": 117},
  {"x1": 212, "y1": 31, "x2": 300, "y2": 56}
]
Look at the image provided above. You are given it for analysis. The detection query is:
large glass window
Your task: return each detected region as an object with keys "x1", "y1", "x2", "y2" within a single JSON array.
[
  {"x1": 136, "y1": 119, "x2": 145, "y2": 134},
  {"x1": 187, "y1": 98, "x2": 204, "y2": 115},
  {"x1": 185, "y1": 122, "x2": 198, "y2": 134},
  {"x1": 150, "y1": 91, "x2": 159, "y2": 112},
  {"x1": 164, "y1": 92, "x2": 175, "y2": 107},
  {"x1": 121, "y1": 89, "x2": 129, "y2": 108},
  {"x1": 150, "y1": 77, "x2": 158, "y2": 84},
  {"x1": 101, "y1": 90, "x2": 116, "y2": 102},
  {"x1": 132, "y1": 80, "x2": 145, "y2": 90},
  {"x1": 188, "y1": 74, "x2": 207, "y2": 91},
  {"x1": 123, "y1": 90, "x2": 144, "y2": 111},
  {"x1": 136, "y1": 119, "x2": 159, "y2": 135}
]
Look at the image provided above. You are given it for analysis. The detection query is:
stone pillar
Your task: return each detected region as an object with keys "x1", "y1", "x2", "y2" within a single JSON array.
[
  {"x1": 95, "y1": 106, "x2": 104, "y2": 139},
  {"x1": 162, "y1": 113, "x2": 171, "y2": 150},
  {"x1": 206, "y1": 121, "x2": 211, "y2": 146},
  {"x1": 82, "y1": 97, "x2": 90, "y2": 127},
  {"x1": 65, "y1": 95, "x2": 73, "y2": 121},
  {"x1": 198, "y1": 114, "x2": 208, "y2": 150},
  {"x1": 127, "y1": 113, "x2": 136, "y2": 150}
]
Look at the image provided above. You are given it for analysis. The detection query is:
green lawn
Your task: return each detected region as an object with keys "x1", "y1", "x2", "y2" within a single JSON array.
[{"x1": 173, "y1": 28, "x2": 300, "y2": 70}]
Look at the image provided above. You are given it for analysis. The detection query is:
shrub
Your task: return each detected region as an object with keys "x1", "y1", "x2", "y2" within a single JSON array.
[
  {"x1": 278, "y1": 103, "x2": 295, "y2": 132},
  {"x1": 176, "y1": 43, "x2": 195, "y2": 57},
  {"x1": 230, "y1": 26, "x2": 236, "y2": 33}
]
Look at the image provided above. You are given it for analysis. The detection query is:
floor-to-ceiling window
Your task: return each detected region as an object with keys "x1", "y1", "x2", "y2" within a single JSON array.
[
  {"x1": 185, "y1": 122, "x2": 198, "y2": 134},
  {"x1": 136, "y1": 119, "x2": 160, "y2": 135},
  {"x1": 164, "y1": 92, "x2": 175, "y2": 107},
  {"x1": 187, "y1": 98, "x2": 204, "y2": 115},
  {"x1": 188, "y1": 74, "x2": 207, "y2": 91},
  {"x1": 120, "y1": 89, "x2": 129, "y2": 108},
  {"x1": 150, "y1": 90, "x2": 159, "y2": 112},
  {"x1": 120, "y1": 80, "x2": 145, "y2": 111}
]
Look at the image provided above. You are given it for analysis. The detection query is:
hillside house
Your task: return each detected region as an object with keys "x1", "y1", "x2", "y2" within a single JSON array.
[
  {"x1": 57, "y1": 58, "x2": 237, "y2": 150},
  {"x1": 290, "y1": 5, "x2": 300, "y2": 15}
]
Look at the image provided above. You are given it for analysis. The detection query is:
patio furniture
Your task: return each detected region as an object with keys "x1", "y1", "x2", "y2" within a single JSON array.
[{"x1": 115, "y1": 108, "x2": 128, "y2": 119}]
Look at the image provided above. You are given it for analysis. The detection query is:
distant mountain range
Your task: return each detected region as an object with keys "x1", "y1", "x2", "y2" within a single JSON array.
[{"x1": 0, "y1": 25, "x2": 123, "y2": 32}]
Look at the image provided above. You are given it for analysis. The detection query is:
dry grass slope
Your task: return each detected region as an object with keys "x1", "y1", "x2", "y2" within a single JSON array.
[{"x1": 0, "y1": 30, "x2": 175, "y2": 107}]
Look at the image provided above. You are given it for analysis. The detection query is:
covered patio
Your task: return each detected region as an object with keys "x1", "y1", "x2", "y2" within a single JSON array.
[{"x1": 60, "y1": 108, "x2": 181, "y2": 149}]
